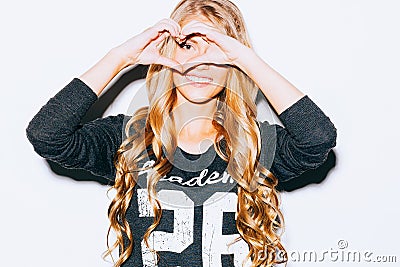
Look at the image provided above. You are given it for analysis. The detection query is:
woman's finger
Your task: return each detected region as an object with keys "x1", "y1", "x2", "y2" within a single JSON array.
[
  {"x1": 182, "y1": 52, "x2": 222, "y2": 73},
  {"x1": 153, "y1": 19, "x2": 180, "y2": 37},
  {"x1": 181, "y1": 24, "x2": 231, "y2": 49},
  {"x1": 152, "y1": 31, "x2": 170, "y2": 48},
  {"x1": 155, "y1": 56, "x2": 183, "y2": 72},
  {"x1": 182, "y1": 22, "x2": 246, "y2": 65},
  {"x1": 165, "y1": 18, "x2": 181, "y2": 36},
  {"x1": 181, "y1": 56, "x2": 212, "y2": 73}
]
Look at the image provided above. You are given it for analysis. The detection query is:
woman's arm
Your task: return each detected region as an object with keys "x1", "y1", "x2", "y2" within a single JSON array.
[
  {"x1": 79, "y1": 18, "x2": 182, "y2": 96},
  {"x1": 259, "y1": 96, "x2": 337, "y2": 182},
  {"x1": 234, "y1": 49, "x2": 305, "y2": 115},
  {"x1": 26, "y1": 78, "x2": 125, "y2": 180},
  {"x1": 180, "y1": 21, "x2": 336, "y2": 181},
  {"x1": 232, "y1": 41, "x2": 336, "y2": 181},
  {"x1": 26, "y1": 19, "x2": 182, "y2": 178},
  {"x1": 78, "y1": 49, "x2": 128, "y2": 96}
]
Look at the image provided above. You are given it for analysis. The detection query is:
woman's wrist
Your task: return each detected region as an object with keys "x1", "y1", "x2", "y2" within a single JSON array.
[
  {"x1": 108, "y1": 47, "x2": 136, "y2": 70},
  {"x1": 232, "y1": 46, "x2": 260, "y2": 76}
]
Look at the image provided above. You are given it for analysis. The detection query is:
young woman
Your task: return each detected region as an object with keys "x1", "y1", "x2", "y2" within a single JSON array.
[{"x1": 26, "y1": 0, "x2": 337, "y2": 266}]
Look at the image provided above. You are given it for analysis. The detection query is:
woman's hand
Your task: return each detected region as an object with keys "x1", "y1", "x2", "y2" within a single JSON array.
[
  {"x1": 179, "y1": 20, "x2": 253, "y2": 70},
  {"x1": 115, "y1": 18, "x2": 182, "y2": 70},
  {"x1": 79, "y1": 19, "x2": 183, "y2": 95}
]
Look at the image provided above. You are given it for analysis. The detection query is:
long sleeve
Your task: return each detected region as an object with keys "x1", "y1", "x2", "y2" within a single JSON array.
[
  {"x1": 259, "y1": 95, "x2": 337, "y2": 182},
  {"x1": 26, "y1": 78, "x2": 126, "y2": 181}
]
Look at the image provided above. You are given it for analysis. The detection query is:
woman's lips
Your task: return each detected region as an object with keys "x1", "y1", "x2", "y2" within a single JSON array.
[{"x1": 184, "y1": 74, "x2": 213, "y2": 87}]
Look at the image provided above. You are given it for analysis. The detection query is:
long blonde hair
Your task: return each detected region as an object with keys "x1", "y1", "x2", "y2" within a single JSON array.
[{"x1": 105, "y1": 0, "x2": 287, "y2": 266}]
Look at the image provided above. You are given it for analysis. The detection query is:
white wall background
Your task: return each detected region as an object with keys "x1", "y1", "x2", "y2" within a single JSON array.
[{"x1": 1, "y1": 0, "x2": 399, "y2": 266}]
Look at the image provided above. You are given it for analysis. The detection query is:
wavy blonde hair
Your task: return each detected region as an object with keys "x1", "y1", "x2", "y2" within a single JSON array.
[{"x1": 105, "y1": 0, "x2": 287, "y2": 266}]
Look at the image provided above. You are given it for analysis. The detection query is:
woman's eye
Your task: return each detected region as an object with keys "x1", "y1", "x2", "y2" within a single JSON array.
[
  {"x1": 183, "y1": 44, "x2": 192, "y2": 50},
  {"x1": 179, "y1": 42, "x2": 194, "y2": 50}
]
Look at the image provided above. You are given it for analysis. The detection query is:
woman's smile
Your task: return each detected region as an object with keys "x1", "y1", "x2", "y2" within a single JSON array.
[{"x1": 184, "y1": 73, "x2": 213, "y2": 87}]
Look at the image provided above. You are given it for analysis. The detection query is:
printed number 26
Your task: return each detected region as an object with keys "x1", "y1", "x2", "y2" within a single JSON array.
[{"x1": 137, "y1": 189, "x2": 251, "y2": 267}]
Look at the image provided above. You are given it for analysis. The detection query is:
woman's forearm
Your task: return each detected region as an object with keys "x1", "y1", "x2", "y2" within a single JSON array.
[
  {"x1": 78, "y1": 48, "x2": 129, "y2": 96},
  {"x1": 235, "y1": 48, "x2": 305, "y2": 115}
]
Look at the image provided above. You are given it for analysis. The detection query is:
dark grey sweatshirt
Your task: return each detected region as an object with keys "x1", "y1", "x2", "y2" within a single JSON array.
[{"x1": 26, "y1": 78, "x2": 336, "y2": 267}]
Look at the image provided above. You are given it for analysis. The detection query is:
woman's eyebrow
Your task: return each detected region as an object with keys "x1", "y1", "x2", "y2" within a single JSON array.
[
  {"x1": 174, "y1": 34, "x2": 200, "y2": 48},
  {"x1": 188, "y1": 38, "x2": 199, "y2": 44},
  {"x1": 185, "y1": 34, "x2": 210, "y2": 45}
]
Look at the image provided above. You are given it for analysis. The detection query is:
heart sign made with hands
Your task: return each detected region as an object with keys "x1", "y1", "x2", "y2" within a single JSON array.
[
  {"x1": 126, "y1": 19, "x2": 247, "y2": 74},
  {"x1": 173, "y1": 20, "x2": 246, "y2": 73},
  {"x1": 181, "y1": 21, "x2": 240, "y2": 62}
]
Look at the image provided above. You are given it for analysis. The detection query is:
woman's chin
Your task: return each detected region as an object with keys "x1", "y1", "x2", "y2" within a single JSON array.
[
  {"x1": 181, "y1": 93, "x2": 215, "y2": 104},
  {"x1": 177, "y1": 84, "x2": 223, "y2": 104}
]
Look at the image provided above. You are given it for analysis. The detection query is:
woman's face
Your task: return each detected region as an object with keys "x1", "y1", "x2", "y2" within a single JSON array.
[{"x1": 172, "y1": 17, "x2": 229, "y2": 104}]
